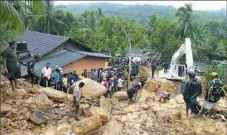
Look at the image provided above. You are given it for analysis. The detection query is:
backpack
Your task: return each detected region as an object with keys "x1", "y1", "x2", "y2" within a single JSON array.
[{"x1": 206, "y1": 79, "x2": 226, "y2": 103}]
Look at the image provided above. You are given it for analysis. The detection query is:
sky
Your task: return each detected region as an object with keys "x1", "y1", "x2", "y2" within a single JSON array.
[{"x1": 54, "y1": 1, "x2": 226, "y2": 11}]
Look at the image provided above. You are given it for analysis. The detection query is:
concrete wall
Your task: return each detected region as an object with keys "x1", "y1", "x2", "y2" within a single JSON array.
[{"x1": 62, "y1": 56, "x2": 106, "y2": 75}]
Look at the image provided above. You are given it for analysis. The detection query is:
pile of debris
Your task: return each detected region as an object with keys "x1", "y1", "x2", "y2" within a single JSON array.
[
  {"x1": 144, "y1": 78, "x2": 181, "y2": 95},
  {"x1": 1, "y1": 73, "x2": 226, "y2": 135},
  {"x1": 0, "y1": 77, "x2": 109, "y2": 135}
]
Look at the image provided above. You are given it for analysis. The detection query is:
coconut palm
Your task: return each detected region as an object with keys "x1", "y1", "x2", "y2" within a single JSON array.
[
  {"x1": 198, "y1": 37, "x2": 226, "y2": 61},
  {"x1": 32, "y1": 0, "x2": 66, "y2": 34},
  {"x1": 175, "y1": 3, "x2": 195, "y2": 39},
  {"x1": 0, "y1": 1, "x2": 25, "y2": 34}
]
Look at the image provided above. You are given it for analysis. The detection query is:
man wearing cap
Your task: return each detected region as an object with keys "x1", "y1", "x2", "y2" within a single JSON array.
[
  {"x1": 183, "y1": 71, "x2": 202, "y2": 116},
  {"x1": 202, "y1": 72, "x2": 225, "y2": 114}
]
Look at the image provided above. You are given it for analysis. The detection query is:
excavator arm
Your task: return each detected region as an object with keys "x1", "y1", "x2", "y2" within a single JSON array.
[{"x1": 166, "y1": 38, "x2": 194, "y2": 80}]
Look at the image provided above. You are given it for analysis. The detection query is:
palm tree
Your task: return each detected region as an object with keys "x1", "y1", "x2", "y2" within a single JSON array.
[
  {"x1": 175, "y1": 3, "x2": 195, "y2": 39},
  {"x1": 199, "y1": 37, "x2": 226, "y2": 61},
  {"x1": 145, "y1": 15, "x2": 157, "y2": 39},
  {"x1": 0, "y1": 1, "x2": 25, "y2": 34},
  {"x1": 32, "y1": 0, "x2": 66, "y2": 34}
]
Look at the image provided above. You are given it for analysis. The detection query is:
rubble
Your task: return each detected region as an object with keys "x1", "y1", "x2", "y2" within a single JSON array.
[{"x1": 0, "y1": 73, "x2": 226, "y2": 135}]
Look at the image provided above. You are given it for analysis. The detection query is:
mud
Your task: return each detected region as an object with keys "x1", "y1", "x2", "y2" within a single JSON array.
[{"x1": 0, "y1": 74, "x2": 226, "y2": 135}]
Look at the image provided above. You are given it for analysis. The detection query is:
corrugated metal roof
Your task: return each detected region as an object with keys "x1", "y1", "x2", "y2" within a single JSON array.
[
  {"x1": 73, "y1": 50, "x2": 112, "y2": 58},
  {"x1": 20, "y1": 49, "x2": 112, "y2": 76},
  {"x1": 17, "y1": 31, "x2": 69, "y2": 56},
  {"x1": 21, "y1": 50, "x2": 84, "y2": 76}
]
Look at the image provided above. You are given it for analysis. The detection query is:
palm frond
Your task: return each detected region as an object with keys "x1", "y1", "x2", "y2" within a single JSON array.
[{"x1": 0, "y1": 1, "x2": 25, "y2": 34}]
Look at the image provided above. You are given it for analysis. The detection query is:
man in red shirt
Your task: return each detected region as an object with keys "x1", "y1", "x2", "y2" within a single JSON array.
[{"x1": 153, "y1": 85, "x2": 161, "y2": 100}]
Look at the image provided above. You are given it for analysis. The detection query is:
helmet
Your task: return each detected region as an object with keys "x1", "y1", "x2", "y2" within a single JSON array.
[
  {"x1": 209, "y1": 72, "x2": 218, "y2": 77},
  {"x1": 188, "y1": 71, "x2": 196, "y2": 77}
]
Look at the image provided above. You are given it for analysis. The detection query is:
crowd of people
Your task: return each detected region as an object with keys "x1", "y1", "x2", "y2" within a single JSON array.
[{"x1": 1, "y1": 41, "x2": 225, "y2": 118}]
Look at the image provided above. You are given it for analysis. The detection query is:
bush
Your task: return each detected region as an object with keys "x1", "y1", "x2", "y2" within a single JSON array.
[{"x1": 204, "y1": 64, "x2": 227, "y2": 84}]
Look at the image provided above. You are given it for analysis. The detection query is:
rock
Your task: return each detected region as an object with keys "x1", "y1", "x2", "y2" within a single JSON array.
[
  {"x1": 80, "y1": 104, "x2": 90, "y2": 109},
  {"x1": 23, "y1": 97, "x2": 36, "y2": 108},
  {"x1": 15, "y1": 88, "x2": 27, "y2": 96},
  {"x1": 120, "y1": 116, "x2": 127, "y2": 123},
  {"x1": 35, "y1": 94, "x2": 53, "y2": 110},
  {"x1": 141, "y1": 104, "x2": 150, "y2": 110},
  {"x1": 54, "y1": 123, "x2": 72, "y2": 135},
  {"x1": 89, "y1": 107, "x2": 109, "y2": 125},
  {"x1": 41, "y1": 87, "x2": 66, "y2": 102},
  {"x1": 1, "y1": 117, "x2": 11, "y2": 128},
  {"x1": 59, "y1": 104, "x2": 65, "y2": 107},
  {"x1": 29, "y1": 111, "x2": 47, "y2": 125},
  {"x1": 71, "y1": 115, "x2": 102, "y2": 135},
  {"x1": 113, "y1": 91, "x2": 128, "y2": 100},
  {"x1": 75, "y1": 78, "x2": 107, "y2": 98},
  {"x1": 174, "y1": 94, "x2": 184, "y2": 104},
  {"x1": 1, "y1": 103, "x2": 12, "y2": 114},
  {"x1": 58, "y1": 116, "x2": 70, "y2": 124},
  {"x1": 6, "y1": 88, "x2": 27, "y2": 98}
]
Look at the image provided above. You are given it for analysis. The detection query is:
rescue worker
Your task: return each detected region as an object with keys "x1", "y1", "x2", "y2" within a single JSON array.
[
  {"x1": 202, "y1": 72, "x2": 225, "y2": 114},
  {"x1": 183, "y1": 71, "x2": 202, "y2": 116},
  {"x1": 127, "y1": 82, "x2": 141, "y2": 101}
]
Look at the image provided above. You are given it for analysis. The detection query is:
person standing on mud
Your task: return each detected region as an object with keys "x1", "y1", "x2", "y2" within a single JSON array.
[
  {"x1": 151, "y1": 62, "x2": 157, "y2": 78},
  {"x1": 27, "y1": 55, "x2": 40, "y2": 88},
  {"x1": 202, "y1": 72, "x2": 225, "y2": 114},
  {"x1": 70, "y1": 82, "x2": 85, "y2": 118},
  {"x1": 183, "y1": 71, "x2": 202, "y2": 116},
  {"x1": 2, "y1": 41, "x2": 22, "y2": 91}
]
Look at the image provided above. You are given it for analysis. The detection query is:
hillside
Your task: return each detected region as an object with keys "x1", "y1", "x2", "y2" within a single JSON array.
[{"x1": 63, "y1": 3, "x2": 226, "y2": 25}]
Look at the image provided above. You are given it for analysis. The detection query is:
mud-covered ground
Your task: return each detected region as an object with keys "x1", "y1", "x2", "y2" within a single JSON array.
[{"x1": 1, "y1": 75, "x2": 226, "y2": 135}]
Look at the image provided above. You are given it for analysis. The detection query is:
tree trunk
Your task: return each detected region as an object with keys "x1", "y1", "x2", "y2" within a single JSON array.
[{"x1": 47, "y1": 20, "x2": 50, "y2": 33}]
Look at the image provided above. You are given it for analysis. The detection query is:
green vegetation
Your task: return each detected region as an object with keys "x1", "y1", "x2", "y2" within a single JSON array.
[{"x1": 0, "y1": 1, "x2": 226, "y2": 82}]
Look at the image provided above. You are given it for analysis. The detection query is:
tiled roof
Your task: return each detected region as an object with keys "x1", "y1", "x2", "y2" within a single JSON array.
[{"x1": 17, "y1": 31, "x2": 69, "y2": 56}]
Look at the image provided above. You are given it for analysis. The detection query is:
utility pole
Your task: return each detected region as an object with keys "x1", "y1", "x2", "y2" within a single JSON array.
[{"x1": 123, "y1": 30, "x2": 132, "y2": 89}]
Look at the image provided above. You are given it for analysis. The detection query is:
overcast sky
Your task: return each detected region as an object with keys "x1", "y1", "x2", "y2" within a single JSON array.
[{"x1": 55, "y1": 1, "x2": 226, "y2": 11}]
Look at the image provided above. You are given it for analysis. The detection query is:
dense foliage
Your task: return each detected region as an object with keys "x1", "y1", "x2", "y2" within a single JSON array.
[{"x1": 0, "y1": 1, "x2": 226, "y2": 80}]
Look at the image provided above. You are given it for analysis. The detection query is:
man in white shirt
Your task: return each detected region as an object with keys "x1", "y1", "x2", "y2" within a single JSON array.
[
  {"x1": 117, "y1": 76, "x2": 124, "y2": 91},
  {"x1": 41, "y1": 63, "x2": 52, "y2": 87}
]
